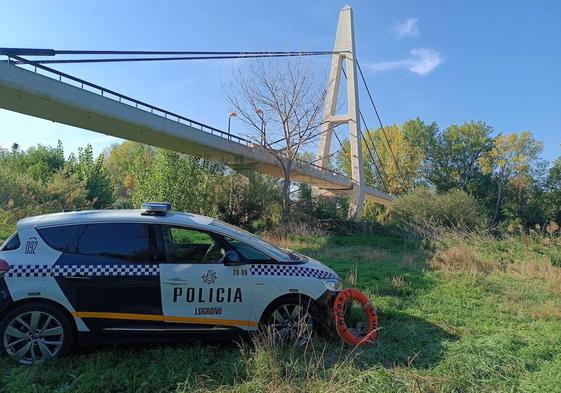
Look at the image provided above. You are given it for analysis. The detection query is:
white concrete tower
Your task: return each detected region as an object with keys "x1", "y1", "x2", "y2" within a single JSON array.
[{"x1": 317, "y1": 5, "x2": 366, "y2": 220}]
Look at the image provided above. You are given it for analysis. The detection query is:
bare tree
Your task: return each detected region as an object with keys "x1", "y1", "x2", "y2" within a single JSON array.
[{"x1": 227, "y1": 57, "x2": 329, "y2": 227}]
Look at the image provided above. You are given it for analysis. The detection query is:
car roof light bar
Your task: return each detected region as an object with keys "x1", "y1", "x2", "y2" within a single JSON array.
[{"x1": 141, "y1": 202, "x2": 171, "y2": 216}]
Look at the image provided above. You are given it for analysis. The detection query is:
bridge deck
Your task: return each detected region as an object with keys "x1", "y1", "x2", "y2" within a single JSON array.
[{"x1": 0, "y1": 61, "x2": 392, "y2": 205}]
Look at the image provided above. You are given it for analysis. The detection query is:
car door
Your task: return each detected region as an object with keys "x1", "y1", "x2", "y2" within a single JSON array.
[
  {"x1": 159, "y1": 225, "x2": 255, "y2": 332},
  {"x1": 52, "y1": 222, "x2": 165, "y2": 333}
]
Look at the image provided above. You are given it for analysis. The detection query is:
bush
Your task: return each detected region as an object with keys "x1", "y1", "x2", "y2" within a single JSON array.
[{"x1": 391, "y1": 187, "x2": 487, "y2": 232}]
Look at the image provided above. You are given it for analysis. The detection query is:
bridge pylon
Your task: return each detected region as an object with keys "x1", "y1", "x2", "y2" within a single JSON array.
[{"x1": 317, "y1": 5, "x2": 366, "y2": 221}]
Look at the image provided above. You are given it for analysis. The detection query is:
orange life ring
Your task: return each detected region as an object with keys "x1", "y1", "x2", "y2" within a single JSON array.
[{"x1": 333, "y1": 288, "x2": 379, "y2": 345}]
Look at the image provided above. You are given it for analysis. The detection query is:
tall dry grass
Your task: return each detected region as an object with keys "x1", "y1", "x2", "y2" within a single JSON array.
[
  {"x1": 505, "y1": 257, "x2": 561, "y2": 296},
  {"x1": 429, "y1": 229, "x2": 561, "y2": 299},
  {"x1": 430, "y1": 242, "x2": 495, "y2": 275}
]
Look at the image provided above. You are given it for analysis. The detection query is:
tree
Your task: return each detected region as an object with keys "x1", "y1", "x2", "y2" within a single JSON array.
[
  {"x1": 68, "y1": 145, "x2": 114, "y2": 208},
  {"x1": 427, "y1": 121, "x2": 494, "y2": 193},
  {"x1": 0, "y1": 141, "x2": 65, "y2": 184},
  {"x1": 337, "y1": 121, "x2": 434, "y2": 195},
  {"x1": 0, "y1": 152, "x2": 91, "y2": 240},
  {"x1": 104, "y1": 141, "x2": 152, "y2": 201},
  {"x1": 227, "y1": 58, "x2": 329, "y2": 227},
  {"x1": 480, "y1": 131, "x2": 543, "y2": 225},
  {"x1": 541, "y1": 155, "x2": 561, "y2": 223},
  {"x1": 401, "y1": 118, "x2": 439, "y2": 183},
  {"x1": 46, "y1": 167, "x2": 92, "y2": 211},
  {"x1": 130, "y1": 148, "x2": 222, "y2": 216},
  {"x1": 215, "y1": 171, "x2": 282, "y2": 230}
]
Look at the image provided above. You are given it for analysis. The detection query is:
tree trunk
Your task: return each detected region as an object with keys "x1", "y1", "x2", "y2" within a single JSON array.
[
  {"x1": 492, "y1": 182, "x2": 502, "y2": 226},
  {"x1": 281, "y1": 169, "x2": 291, "y2": 230}
]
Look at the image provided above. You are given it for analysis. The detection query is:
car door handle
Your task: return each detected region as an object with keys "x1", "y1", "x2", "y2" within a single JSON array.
[
  {"x1": 64, "y1": 275, "x2": 92, "y2": 280},
  {"x1": 164, "y1": 278, "x2": 191, "y2": 285}
]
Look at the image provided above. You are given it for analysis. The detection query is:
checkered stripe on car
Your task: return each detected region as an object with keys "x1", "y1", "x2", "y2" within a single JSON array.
[
  {"x1": 250, "y1": 264, "x2": 337, "y2": 279},
  {"x1": 6, "y1": 264, "x2": 160, "y2": 278}
]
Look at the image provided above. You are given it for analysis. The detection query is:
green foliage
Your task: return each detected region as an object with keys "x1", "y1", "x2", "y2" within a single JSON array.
[
  {"x1": 0, "y1": 125, "x2": 559, "y2": 237},
  {"x1": 480, "y1": 131, "x2": 544, "y2": 224},
  {"x1": 0, "y1": 141, "x2": 65, "y2": 184},
  {"x1": 46, "y1": 167, "x2": 92, "y2": 211},
  {"x1": 339, "y1": 121, "x2": 432, "y2": 194},
  {"x1": 130, "y1": 148, "x2": 222, "y2": 216},
  {"x1": 427, "y1": 121, "x2": 494, "y2": 193},
  {"x1": 215, "y1": 171, "x2": 282, "y2": 231},
  {"x1": 335, "y1": 120, "x2": 552, "y2": 229},
  {"x1": 103, "y1": 141, "x2": 151, "y2": 200},
  {"x1": 294, "y1": 183, "x2": 349, "y2": 222},
  {"x1": 541, "y1": 157, "x2": 561, "y2": 222},
  {"x1": 392, "y1": 187, "x2": 487, "y2": 231},
  {"x1": 67, "y1": 145, "x2": 114, "y2": 209},
  {"x1": 0, "y1": 164, "x2": 92, "y2": 242},
  {"x1": 0, "y1": 143, "x2": 113, "y2": 242}
]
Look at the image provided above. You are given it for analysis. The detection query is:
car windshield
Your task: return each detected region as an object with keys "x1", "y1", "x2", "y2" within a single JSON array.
[{"x1": 210, "y1": 220, "x2": 305, "y2": 262}]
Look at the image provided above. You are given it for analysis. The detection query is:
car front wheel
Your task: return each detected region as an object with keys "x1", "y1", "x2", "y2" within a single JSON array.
[
  {"x1": 261, "y1": 296, "x2": 318, "y2": 347},
  {"x1": 0, "y1": 302, "x2": 74, "y2": 364}
]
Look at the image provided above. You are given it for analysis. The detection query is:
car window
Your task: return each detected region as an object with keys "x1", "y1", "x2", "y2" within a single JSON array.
[
  {"x1": 210, "y1": 220, "x2": 293, "y2": 261},
  {"x1": 1, "y1": 232, "x2": 20, "y2": 251},
  {"x1": 77, "y1": 223, "x2": 157, "y2": 262},
  {"x1": 164, "y1": 226, "x2": 225, "y2": 263},
  {"x1": 38, "y1": 225, "x2": 82, "y2": 251},
  {"x1": 224, "y1": 237, "x2": 272, "y2": 261}
]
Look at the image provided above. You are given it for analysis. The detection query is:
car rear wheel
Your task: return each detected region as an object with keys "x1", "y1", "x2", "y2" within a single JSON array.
[
  {"x1": 0, "y1": 303, "x2": 74, "y2": 364},
  {"x1": 261, "y1": 296, "x2": 318, "y2": 347}
]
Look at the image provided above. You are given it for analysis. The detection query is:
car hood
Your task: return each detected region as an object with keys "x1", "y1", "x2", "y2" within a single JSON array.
[{"x1": 301, "y1": 257, "x2": 340, "y2": 280}]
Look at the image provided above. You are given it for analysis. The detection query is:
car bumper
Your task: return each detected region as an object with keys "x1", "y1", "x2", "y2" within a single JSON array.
[{"x1": 315, "y1": 289, "x2": 339, "y2": 334}]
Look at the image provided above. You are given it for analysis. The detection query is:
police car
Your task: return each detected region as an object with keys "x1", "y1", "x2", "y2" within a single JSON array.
[{"x1": 0, "y1": 203, "x2": 341, "y2": 364}]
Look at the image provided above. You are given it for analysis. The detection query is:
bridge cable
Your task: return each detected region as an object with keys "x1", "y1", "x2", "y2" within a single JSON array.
[
  {"x1": 357, "y1": 106, "x2": 390, "y2": 192},
  {"x1": 355, "y1": 60, "x2": 409, "y2": 189},
  {"x1": 361, "y1": 133, "x2": 389, "y2": 193},
  {"x1": 338, "y1": 67, "x2": 390, "y2": 192},
  {"x1": 331, "y1": 128, "x2": 352, "y2": 170},
  {"x1": 2, "y1": 48, "x2": 347, "y2": 65},
  {"x1": 0, "y1": 48, "x2": 346, "y2": 57},
  {"x1": 9, "y1": 53, "x2": 341, "y2": 65},
  {"x1": 308, "y1": 148, "x2": 343, "y2": 165}
]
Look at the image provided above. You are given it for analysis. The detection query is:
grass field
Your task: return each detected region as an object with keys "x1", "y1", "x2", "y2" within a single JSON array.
[{"x1": 1, "y1": 233, "x2": 561, "y2": 392}]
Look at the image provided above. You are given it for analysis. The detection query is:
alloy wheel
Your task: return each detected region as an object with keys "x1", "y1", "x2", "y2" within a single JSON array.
[
  {"x1": 3, "y1": 311, "x2": 64, "y2": 364},
  {"x1": 267, "y1": 303, "x2": 314, "y2": 346}
]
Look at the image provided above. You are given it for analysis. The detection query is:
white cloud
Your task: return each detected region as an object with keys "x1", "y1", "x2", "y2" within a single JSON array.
[
  {"x1": 368, "y1": 48, "x2": 444, "y2": 76},
  {"x1": 407, "y1": 49, "x2": 444, "y2": 75},
  {"x1": 393, "y1": 18, "x2": 419, "y2": 38}
]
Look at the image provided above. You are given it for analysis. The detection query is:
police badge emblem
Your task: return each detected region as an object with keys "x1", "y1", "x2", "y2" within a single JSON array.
[{"x1": 201, "y1": 270, "x2": 217, "y2": 285}]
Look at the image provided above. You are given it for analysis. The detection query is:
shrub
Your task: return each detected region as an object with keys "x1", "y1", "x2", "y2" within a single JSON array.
[{"x1": 391, "y1": 187, "x2": 487, "y2": 232}]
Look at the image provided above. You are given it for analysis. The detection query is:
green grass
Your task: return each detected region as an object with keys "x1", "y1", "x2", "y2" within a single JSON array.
[{"x1": 1, "y1": 234, "x2": 561, "y2": 392}]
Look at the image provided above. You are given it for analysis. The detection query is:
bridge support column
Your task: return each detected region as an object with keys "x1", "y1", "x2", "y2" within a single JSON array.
[{"x1": 317, "y1": 5, "x2": 365, "y2": 221}]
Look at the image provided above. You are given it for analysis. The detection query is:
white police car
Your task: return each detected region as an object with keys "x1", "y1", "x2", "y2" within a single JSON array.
[{"x1": 0, "y1": 203, "x2": 341, "y2": 364}]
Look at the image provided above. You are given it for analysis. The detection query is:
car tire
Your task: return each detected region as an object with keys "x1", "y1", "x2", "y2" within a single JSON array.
[
  {"x1": 259, "y1": 295, "x2": 319, "y2": 346},
  {"x1": 0, "y1": 302, "x2": 75, "y2": 364}
]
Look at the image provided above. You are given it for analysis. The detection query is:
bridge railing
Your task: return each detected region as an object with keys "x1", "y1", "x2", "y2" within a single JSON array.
[
  {"x1": 1, "y1": 54, "x2": 350, "y2": 181},
  {"x1": 3, "y1": 54, "x2": 253, "y2": 146}
]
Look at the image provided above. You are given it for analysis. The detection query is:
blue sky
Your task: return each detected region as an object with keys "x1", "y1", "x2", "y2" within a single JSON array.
[{"x1": 1, "y1": 0, "x2": 560, "y2": 161}]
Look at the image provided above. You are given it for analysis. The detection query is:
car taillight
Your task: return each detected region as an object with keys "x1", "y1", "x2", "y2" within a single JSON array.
[{"x1": 0, "y1": 259, "x2": 9, "y2": 276}]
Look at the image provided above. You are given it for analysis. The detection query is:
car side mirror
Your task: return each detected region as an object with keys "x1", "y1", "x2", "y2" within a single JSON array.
[{"x1": 222, "y1": 250, "x2": 243, "y2": 266}]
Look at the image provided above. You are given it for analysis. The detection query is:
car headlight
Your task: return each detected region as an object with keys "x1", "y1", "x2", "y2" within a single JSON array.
[{"x1": 323, "y1": 278, "x2": 342, "y2": 291}]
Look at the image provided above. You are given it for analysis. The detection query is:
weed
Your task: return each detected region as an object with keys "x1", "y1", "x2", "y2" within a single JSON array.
[{"x1": 346, "y1": 264, "x2": 359, "y2": 287}]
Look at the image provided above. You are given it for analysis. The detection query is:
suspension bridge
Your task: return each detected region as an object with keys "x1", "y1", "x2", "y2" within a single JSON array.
[{"x1": 0, "y1": 5, "x2": 396, "y2": 219}]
